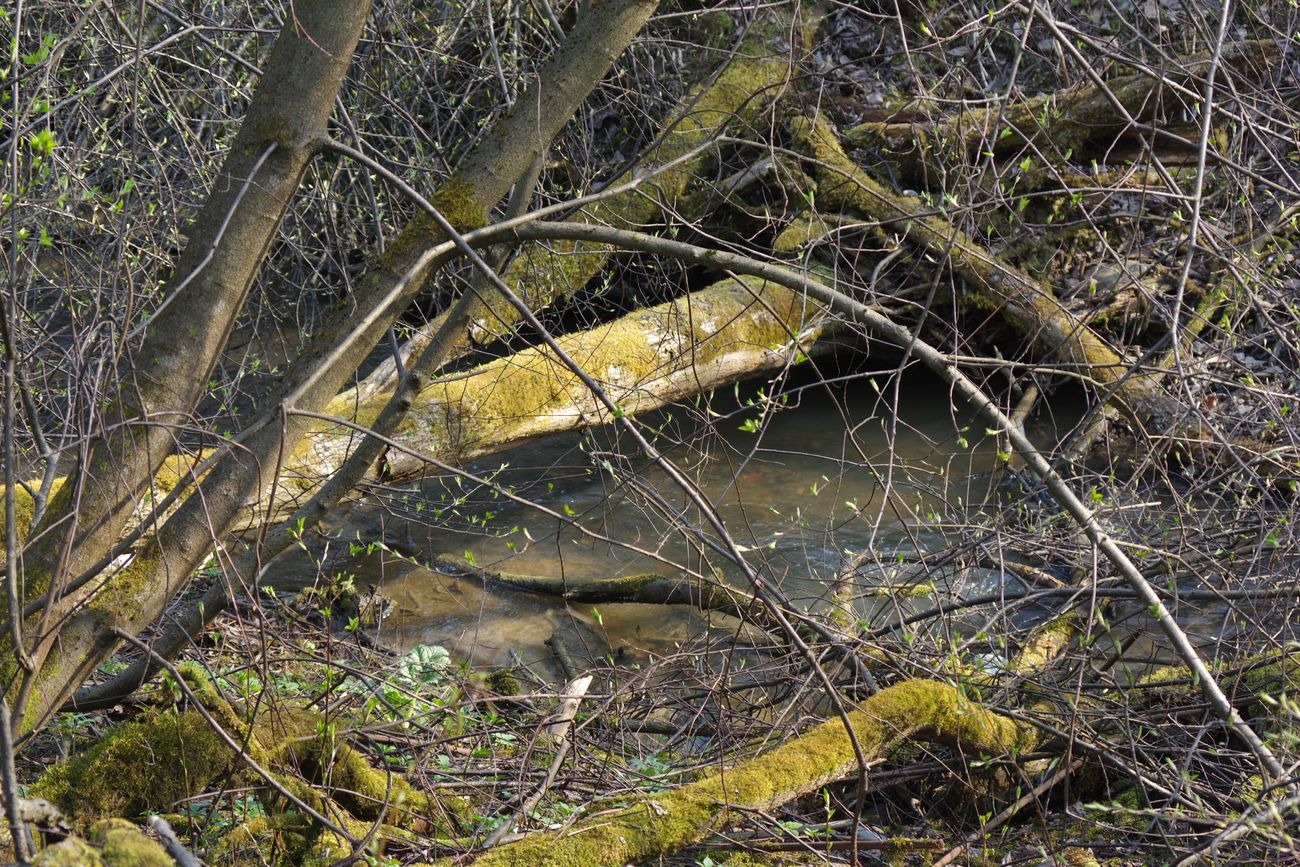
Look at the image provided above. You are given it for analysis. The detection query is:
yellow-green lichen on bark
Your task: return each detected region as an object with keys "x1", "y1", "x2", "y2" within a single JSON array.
[
  {"x1": 464, "y1": 18, "x2": 798, "y2": 347},
  {"x1": 348, "y1": 275, "x2": 829, "y2": 475},
  {"x1": 789, "y1": 113, "x2": 1171, "y2": 421},
  {"x1": 1012, "y1": 611, "x2": 1078, "y2": 673}
]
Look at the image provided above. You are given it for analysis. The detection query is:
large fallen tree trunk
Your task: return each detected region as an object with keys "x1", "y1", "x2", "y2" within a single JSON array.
[
  {"x1": 356, "y1": 10, "x2": 814, "y2": 401},
  {"x1": 292, "y1": 275, "x2": 833, "y2": 490}
]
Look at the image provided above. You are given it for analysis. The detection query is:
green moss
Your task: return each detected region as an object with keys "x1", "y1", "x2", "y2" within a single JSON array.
[
  {"x1": 432, "y1": 178, "x2": 490, "y2": 232},
  {"x1": 30, "y1": 709, "x2": 235, "y2": 821},
  {"x1": 485, "y1": 669, "x2": 521, "y2": 696},
  {"x1": 212, "y1": 816, "x2": 300, "y2": 865},
  {"x1": 215, "y1": 812, "x2": 417, "y2": 867},
  {"x1": 0, "y1": 486, "x2": 37, "y2": 545},
  {"x1": 790, "y1": 113, "x2": 1149, "y2": 407},
  {"x1": 1012, "y1": 612, "x2": 1077, "y2": 673},
  {"x1": 859, "y1": 581, "x2": 937, "y2": 599},
  {"x1": 87, "y1": 819, "x2": 172, "y2": 867},
  {"x1": 1060, "y1": 847, "x2": 1101, "y2": 867},
  {"x1": 404, "y1": 275, "x2": 827, "y2": 464},
  {"x1": 86, "y1": 546, "x2": 162, "y2": 625},
  {"x1": 472, "y1": 18, "x2": 799, "y2": 349},
  {"x1": 1239, "y1": 651, "x2": 1300, "y2": 702},
  {"x1": 283, "y1": 736, "x2": 465, "y2": 834},
  {"x1": 31, "y1": 837, "x2": 105, "y2": 866},
  {"x1": 151, "y1": 454, "x2": 199, "y2": 495},
  {"x1": 0, "y1": 476, "x2": 65, "y2": 559}
]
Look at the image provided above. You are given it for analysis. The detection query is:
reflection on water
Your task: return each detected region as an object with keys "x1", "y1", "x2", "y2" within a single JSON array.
[{"x1": 278, "y1": 365, "x2": 1042, "y2": 672}]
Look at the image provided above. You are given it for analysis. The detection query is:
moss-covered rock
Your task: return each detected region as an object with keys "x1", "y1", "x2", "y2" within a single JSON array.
[
  {"x1": 87, "y1": 819, "x2": 172, "y2": 867},
  {"x1": 30, "y1": 837, "x2": 105, "y2": 866},
  {"x1": 30, "y1": 709, "x2": 235, "y2": 821},
  {"x1": 485, "y1": 669, "x2": 522, "y2": 697}
]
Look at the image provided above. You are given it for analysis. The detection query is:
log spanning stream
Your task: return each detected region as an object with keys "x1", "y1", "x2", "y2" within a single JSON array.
[{"x1": 274, "y1": 367, "x2": 1064, "y2": 679}]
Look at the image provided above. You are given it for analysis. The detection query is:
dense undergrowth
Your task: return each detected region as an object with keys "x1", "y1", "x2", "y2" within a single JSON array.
[{"x1": 4, "y1": 0, "x2": 1299, "y2": 863}]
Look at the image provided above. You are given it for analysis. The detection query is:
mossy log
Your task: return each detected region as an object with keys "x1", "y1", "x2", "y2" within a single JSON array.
[
  {"x1": 845, "y1": 40, "x2": 1277, "y2": 182},
  {"x1": 5, "y1": 251, "x2": 834, "y2": 539},
  {"x1": 356, "y1": 10, "x2": 812, "y2": 400},
  {"x1": 786, "y1": 114, "x2": 1188, "y2": 432},
  {"x1": 29, "y1": 662, "x2": 464, "y2": 854},
  {"x1": 454, "y1": 679, "x2": 1036, "y2": 867},
  {"x1": 293, "y1": 274, "x2": 834, "y2": 492}
]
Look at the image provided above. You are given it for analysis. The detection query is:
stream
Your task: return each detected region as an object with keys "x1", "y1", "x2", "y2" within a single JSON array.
[{"x1": 272, "y1": 364, "x2": 1066, "y2": 679}]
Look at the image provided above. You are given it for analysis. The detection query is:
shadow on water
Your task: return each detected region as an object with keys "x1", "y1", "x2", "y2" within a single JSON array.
[{"x1": 271, "y1": 362, "x2": 1064, "y2": 677}]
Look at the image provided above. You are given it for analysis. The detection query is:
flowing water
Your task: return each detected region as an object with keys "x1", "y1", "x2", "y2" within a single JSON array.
[{"x1": 273, "y1": 364, "x2": 1057, "y2": 677}]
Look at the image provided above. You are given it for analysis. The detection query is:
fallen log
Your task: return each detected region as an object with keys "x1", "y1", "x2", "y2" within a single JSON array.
[
  {"x1": 295, "y1": 274, "x2": 834, "y2": 489},
  {"x1": 453, "y1": 679, "x2": 1036, "y2": 867},
  {"x1": 356, "y1": 11, "x2": 815, "y2": 401},
  {"x1": 845, "y1": 41, "x2": 1277, "y2": 183},
  {"x1": 786, "y1": 113, "x2": 1188, "y2": 433}
]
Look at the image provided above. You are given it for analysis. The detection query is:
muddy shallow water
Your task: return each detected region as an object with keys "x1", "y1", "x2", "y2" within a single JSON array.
[{"x1": 271, "y1": 365, "x2": 1057, "y2": 677}]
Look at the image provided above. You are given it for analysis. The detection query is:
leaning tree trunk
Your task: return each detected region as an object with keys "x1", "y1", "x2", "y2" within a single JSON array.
[
  {"x1": 786, "y1": 113, "x2": 1196, "y2": 436},
  {"x1": 356, "y1": 8, "x2": 815, "y2": 401},
  {"x1": 5, "y1": 0, "x2": 662, "y2": 739},
  {"x1": 4, "y1": 0, "x2": 376, "y2": 731}
]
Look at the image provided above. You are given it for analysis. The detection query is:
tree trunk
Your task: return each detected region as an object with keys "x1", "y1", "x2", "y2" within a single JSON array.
[
  {"x1": 787, "y1": 113, "x2": 1194, "y2": 434},
  {"x1": 6, "y1": 0, "x2": 661, "y2": 739},
  {"x1": 845, "y1": 40, "x2": 1277, "y2": 183},
  {"x1": 292, "y1": 274, "x2": 834, "y2": 491},
  {"x1": 356, "y1": 10, "x2": 814, "y2": 400},
  {"x1": 6, "y1": 0, "x2": 375, "y2": 731}
]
